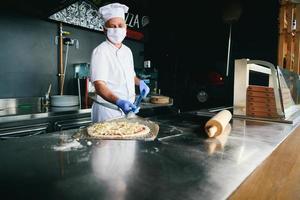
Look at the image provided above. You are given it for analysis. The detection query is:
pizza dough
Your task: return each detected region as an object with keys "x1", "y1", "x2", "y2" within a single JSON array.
[{"x1": 87, "y1": 121, "x2": 150, "y2": 139}]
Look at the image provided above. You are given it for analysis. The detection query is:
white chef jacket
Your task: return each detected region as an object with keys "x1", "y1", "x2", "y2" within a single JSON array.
[{"x1": 90, "y1": 40, "x2": 136, "y2": 122}]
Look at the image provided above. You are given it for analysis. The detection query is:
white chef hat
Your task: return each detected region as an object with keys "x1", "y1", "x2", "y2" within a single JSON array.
[{"x1": 99, "y1": 3, "x2": 129, "y2": 23}]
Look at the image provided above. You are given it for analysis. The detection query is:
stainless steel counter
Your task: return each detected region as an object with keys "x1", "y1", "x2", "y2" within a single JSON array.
[
  {"x1": 0, "y1": 101, "x2": 174, "y2": 138},
  {"x1": 0, "y1": 102, "x2": 171, "y2": 124},
  {"x1": 1, "y1": 113, "x2": 299, "y2": 200},
  {"x1": 0, "y1": 107, "x2": 91, "y2": 124}
]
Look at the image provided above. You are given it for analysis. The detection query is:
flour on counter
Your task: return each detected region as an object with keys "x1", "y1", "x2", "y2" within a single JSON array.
[{"x1": 52, "y1": 140, "x2": 84, "y2": 151}]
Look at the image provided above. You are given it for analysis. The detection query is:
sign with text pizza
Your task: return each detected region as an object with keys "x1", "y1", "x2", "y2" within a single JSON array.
[{"x1": 49, "y1": 1, "x2": 149, "y2": 41}]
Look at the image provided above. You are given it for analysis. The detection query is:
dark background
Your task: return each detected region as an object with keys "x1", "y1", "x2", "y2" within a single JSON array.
[
  {"x1": 0, "y1": 0, "x2": 279, "y2": 111},
  {"x1": 146, "y1": 0, "x2": 279, "y2": 111}
]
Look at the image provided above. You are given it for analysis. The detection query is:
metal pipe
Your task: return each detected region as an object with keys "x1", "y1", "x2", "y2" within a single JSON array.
[
  {"x1": 59, "y1": 22, "x2": 64, "y2": 95},
  {"x1": 61, "y1": 43, "x2": 70, "y2": 94},
  {"x1": 226, "y1": 24, "x2": 232, "y2": 77},
  {"x1": 77, "y1": 78, "x2": 81, "y2": 109}
]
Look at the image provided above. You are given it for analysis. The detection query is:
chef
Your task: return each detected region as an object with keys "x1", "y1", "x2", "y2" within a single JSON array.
[{"x1": 90, "y1": 3, "x2": 149, "y2": 122}]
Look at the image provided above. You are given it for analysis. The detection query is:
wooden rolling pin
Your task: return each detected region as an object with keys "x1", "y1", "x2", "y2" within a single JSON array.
[
  {"x1": 205, "y1": 110, "x2": 232, "y2": 137},
  {"x1": 206, "y1": 124, "x2": 232, "y2": 154}
]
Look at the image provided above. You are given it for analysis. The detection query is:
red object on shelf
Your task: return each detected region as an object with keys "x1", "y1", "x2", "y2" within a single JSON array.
[{"x1": 126, "y1": 29, "x2": 144, "y2": 40}]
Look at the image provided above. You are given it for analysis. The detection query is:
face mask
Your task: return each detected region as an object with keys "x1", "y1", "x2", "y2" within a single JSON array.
[{"x1": 106, "y1": 28, "x2": 126, "y2": 44}]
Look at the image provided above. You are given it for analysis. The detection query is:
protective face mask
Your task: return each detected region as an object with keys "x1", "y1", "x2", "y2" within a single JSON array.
[{"x1": 106, "y1": 28, "x2": 126, "y2": 44}]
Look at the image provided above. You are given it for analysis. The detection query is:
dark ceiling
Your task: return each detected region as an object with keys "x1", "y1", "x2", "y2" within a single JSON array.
[
  {"x1": 1, "y1": 0, "x2": 150, "y2": 18},
  {"x1": 1, "y1": 0, "x2": 77, "y2": 17}
]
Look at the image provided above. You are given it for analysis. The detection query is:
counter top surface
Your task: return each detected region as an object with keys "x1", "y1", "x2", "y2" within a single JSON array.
[
  {"x1": 1, "y1": 113, "x2": 299, "y2": 200},
  {"x1": 229, "y1": 125, "x2": 300, "y2": 199}
]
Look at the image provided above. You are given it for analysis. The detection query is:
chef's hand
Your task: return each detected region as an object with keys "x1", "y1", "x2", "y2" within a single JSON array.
[
  {"x1": 139, "y1": 80, "x2": 150, "y2": 98},
  {"x1": 116, "y1": 99, "x2": 137, "y2": 114}
]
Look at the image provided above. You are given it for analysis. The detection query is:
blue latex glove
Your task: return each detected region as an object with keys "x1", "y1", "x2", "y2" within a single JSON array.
[
  {"x1": 133, "y1": 107, "x2": 140, "y2": 114},
  {"x1": 116, "y1": 99, "x2": 137, "y2": 114},
  {"x1": 139, "y1": 80, "x2": 150, "y2": 98}
]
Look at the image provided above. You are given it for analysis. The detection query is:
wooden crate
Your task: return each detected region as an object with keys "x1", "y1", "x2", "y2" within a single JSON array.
[{"x1": 246, "y1": 85, "x2": 279, "y2": 118}]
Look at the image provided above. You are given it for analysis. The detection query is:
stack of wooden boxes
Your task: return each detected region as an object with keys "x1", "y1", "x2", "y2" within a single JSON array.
[{"x1": 246, "y1": 85, "x2": 279, "y2": 118}]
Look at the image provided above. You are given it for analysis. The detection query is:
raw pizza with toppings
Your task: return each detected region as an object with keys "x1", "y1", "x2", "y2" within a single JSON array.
[{"x1": 87, "y1": 121, "x2": 150, "y2": 139}]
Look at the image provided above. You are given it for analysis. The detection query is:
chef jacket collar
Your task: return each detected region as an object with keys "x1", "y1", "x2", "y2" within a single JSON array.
[{"x1": 106, "y1": 39, "x2": 124, "y2": 51}]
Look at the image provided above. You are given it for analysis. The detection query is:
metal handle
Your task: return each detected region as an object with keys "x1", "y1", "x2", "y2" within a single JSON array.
[
  {"x1": 134, "y1": 90, "x2": 146, "y2": 108},
  {"x1": 89, "y1": 95, "x2": 121, "y2": 111}
]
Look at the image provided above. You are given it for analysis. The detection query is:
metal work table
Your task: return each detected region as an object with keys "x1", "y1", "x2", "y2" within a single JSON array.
[
  {"x1": 0, "y1": 101, "x2": 172, "y2": 123},
  {"x1": 1, "y1": 113, "x2": 299, "y2": 200},
  {"x1": 0, "y1": 107, "x2": 92, "y2": 123},
  {"x1": 0, "y1": 101, "x2": 172, "y2": 137}
]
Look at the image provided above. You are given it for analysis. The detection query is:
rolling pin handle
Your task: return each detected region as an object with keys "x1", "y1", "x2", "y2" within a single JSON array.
[{"x1": 208, "y1": 126, "x2": 218, "y2": 137}]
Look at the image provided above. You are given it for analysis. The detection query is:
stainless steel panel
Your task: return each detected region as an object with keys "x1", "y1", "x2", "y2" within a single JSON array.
[{"x1": 0, "y1": 122, "x2": 49, "y2": 138}]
